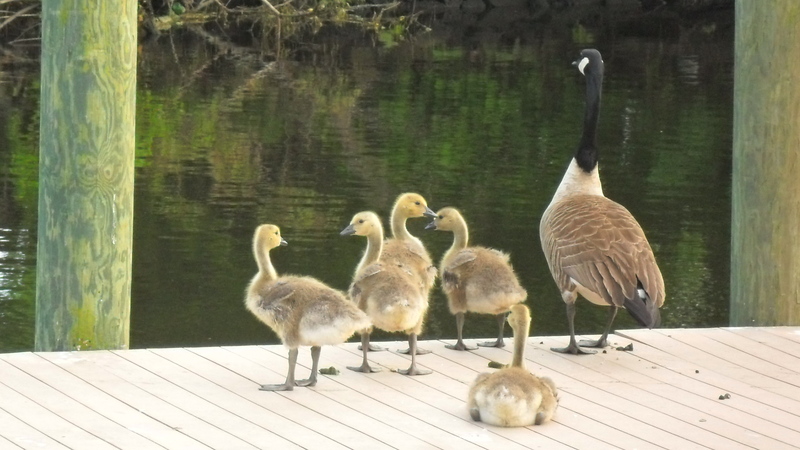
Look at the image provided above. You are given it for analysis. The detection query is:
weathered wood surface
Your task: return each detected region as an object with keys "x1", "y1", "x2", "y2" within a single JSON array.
[
  {"x1": 731, "y1": 0, "x2": 800, "y2": 326},
  {"x1": 36, "y1": 1, "x2": 137, "y2": 351},
  {"x1": 1, "y1": 327, "x2": 798, "y2": 449}
]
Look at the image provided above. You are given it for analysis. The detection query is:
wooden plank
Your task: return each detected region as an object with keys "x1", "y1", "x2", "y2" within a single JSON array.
[
  {"x1": 710, "y1": 328, "x2": 800, "y2": 372},
  {"x1": 113, "y1": 349, "x2": 332, "y2": 450},
  {"x1": 0, "y1": 358, "x2": 160, "y2": 449},
  {"x1": 0, "y1": 406, "x2": 67, "y2": 450},
  {"x1": 762, "y1": 327, "x2": 800, "y2": 343},
  {"x1": 620, "y1": 329, "x2": 800, "y2": 402},
  {"x1": 2, "y1": 328, "x2": 798, "y2": 450},
  {"x1": 727, "y1": 328, "x2": 800, "y2": 359},
  {"x1": 36, "y1": 350, "x2": 264, "y2": 450},
  {"x1": 416, "y1": 339, "x2": 628, "y2": 450},
  {"x1": 434, "y1": 338, "x2": 697, "y2": 448},
  {"x1": 532, "y1": 335, "x2": 798, "y2": 450},
  {"x1": 190, "y1": 346, "x2": 426, "y2": 450},
  {"x1": 612, "y1": 330, "x2": 800, "y2": 431},
  {"x1": 149, "y1": 347, "x2": 392, "y2": 450},
  {"x1": 0, "y1": 435, "x2": 22, "y2": 449},
  {"x1": 0, "y1": 379, "x2": 116, "y2": 449},
  {"x1": 662, "y1": 328, "x2": 800, "y2": 386},
  {"x1": 332, "y1": 340, "x2": 644, "y2": 450},
  {"x1": 2, "y1": 352, "x2": 205, "y2": 450},
  {"x1": 227, "y1": 344, "x2": 495, "y2": 450},
  {"x1": 316, "y1": 343, "x2": 559, "y2": 450}
]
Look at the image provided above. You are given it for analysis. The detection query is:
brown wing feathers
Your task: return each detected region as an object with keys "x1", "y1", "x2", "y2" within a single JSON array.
[{"x1": 546, "y1": 195, "x2": 665, "y2": 313}]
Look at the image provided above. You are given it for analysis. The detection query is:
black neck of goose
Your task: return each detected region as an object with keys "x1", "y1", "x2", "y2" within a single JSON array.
[{"x1": 575, "y1": 69, "x2": 603, "y2": 173}]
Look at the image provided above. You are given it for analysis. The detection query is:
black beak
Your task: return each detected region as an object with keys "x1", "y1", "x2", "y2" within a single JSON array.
[
  {"x1": 425, "y1": 220, "x2": 437, "y2": 230},
  {"x1": 340, "y1": 224, "x2": 356, "y2": 236},
  {"x1": 423, "y1": 207, "x2": 437, "y2": 218},
  {"x1": 280, "y1": 238, "x2": 288, "y2": 246}
]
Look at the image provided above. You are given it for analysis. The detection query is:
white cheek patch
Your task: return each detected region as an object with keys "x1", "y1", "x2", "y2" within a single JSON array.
[{"x1": 578, "y1": 57, "x2": 589, "y2": 75}]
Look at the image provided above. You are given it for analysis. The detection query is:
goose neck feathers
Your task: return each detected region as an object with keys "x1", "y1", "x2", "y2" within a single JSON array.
[{"x1": 574, "y1": 48, "x2": 604, "y2": 174}]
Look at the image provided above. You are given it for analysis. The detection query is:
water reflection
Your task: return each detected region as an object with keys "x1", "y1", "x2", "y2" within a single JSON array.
[{"x1": 0, "y1": 18, "x2": 733, "y2": 351}]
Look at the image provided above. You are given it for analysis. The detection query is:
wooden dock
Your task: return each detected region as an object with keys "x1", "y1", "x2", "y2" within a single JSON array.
[{"x1": 1, "y1": 327, "x2": 799, "y2": 449}]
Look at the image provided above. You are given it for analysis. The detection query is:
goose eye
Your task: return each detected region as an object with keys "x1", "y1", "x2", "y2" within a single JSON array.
[
  {"x1": 438, "y1": 215, "x2": 444, "y2": 219},
  {"x1": 358, "y1": 219, "x2": 364, "y2": 224},
  {"x1": 414, "y1": 201, "x2": 421, "y2": 206}
]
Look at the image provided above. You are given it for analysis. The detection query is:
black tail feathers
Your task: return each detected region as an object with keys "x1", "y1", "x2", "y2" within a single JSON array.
[{"x1": 622, "y1": 283, "x2": 661, "y2": 329}]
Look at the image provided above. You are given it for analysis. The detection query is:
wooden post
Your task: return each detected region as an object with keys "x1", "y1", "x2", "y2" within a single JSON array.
[
  {"x1": 731, "y1": 0, "x2": 800, "y2": 326},
  {"x1": 35, "y1": 1, "x2": 137, "y2": 350}
]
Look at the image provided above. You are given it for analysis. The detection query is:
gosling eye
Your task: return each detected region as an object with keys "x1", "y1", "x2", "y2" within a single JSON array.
[
  {"x1": 438, "y1": 215, "x2": 444, "y2": 219},
  {"x1": 358, "y1": 219, "x2": 365, "y2": 224},
  {"x1": 414, "y1": 201, "x2": 421, "y2": 206}
]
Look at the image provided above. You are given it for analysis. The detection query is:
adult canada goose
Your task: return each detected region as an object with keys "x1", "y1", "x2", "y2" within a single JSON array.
[
  {"x1": 425, "y1": 207, "x2": 527, "y2": 350},
  {"x1": 467, "y1": 304, "x2": 558, "y2": 426},
  {"x1": 245, "y1": 224, "x2": 371, "y2": 391},
  {"x1": 341, "y1": 211, "x2": 432, "y2": 376},
  {"x1": 540, "y1": 48, "x2": 666, "y2": 355}
]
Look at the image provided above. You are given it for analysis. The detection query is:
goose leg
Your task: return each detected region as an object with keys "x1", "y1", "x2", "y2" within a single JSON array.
[
  {"x1": 295, "y1": 346, "x2": 320, "y2": 387},
  {"x1": 579, "y1": 306, "x2": 617, "y2": 348},
  {"x1": 446, "y1": 312, "x2": 478, "y2": 351},
  {"x1": 551, "y1": 301, "x2": 596, "y2": 355},
  {"x1": 348, "y1": 331, "x2": 382, "y2": 373},
  {"x1": 260, "y1": 347, "x2": 298, "y2": 391},
  {"x1": 398, "y1": 333, "x2": 432, "y2": 376},
  {"x1": 477, "y1": 312, "x2": 508, "y2": 348}
]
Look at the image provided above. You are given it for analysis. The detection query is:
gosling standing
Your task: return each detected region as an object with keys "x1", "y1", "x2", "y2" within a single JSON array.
[
  {"x1": 245, "y1": 224, "x2": 371, "y2": 391},
  {"x1": 426, "y1": 207, "x2": 527, "y2": 350}
]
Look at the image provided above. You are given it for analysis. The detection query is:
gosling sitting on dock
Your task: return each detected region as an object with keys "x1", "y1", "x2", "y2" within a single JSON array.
[{"x1": 467, "y1": 304, "x2": 558, "y2": 426}]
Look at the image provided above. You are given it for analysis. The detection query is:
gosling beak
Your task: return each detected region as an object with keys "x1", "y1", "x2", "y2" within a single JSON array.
[
  {"x1": 423, "y1": 207, "x2": 437, "y2": 218},
  {"x1": 340, "y1": 224, "x2": 356, "y2": 236},
  {"x1": 425, "y1": 220, "x2": 437, "y2": 231},
  {"x1": 280, "y1": 238, "x2": 288, "y2": 246}
]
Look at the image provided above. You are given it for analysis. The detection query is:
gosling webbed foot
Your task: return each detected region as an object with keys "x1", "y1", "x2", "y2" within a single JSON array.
[
  {"x1": 347, "y1": 362, "x2": 382, "y2": 373},
  {"x1": 469, "y1": 407, "x2": 481, "y2": 422},
  {"x1": 259, "y1": 382, "x2": 294, "y2": 391},
  {"x1": 396, "y1": 347, "x2": 432, "y2": 355},
  {"x1": 477, "y1": 338, "x2": 505, "y2": 348},
  {"x1": 398, "y1": 364, "x2": 432, "y2": 376},
  {"x1": 358, "y1": 343, "x2": 387, "y2": 352},
  {"x1": 294, "y1": 377, "x2": 318, "y2": 387},
  {"x1": 445, "y1": 340, "x2": 478, "y2": 351}
]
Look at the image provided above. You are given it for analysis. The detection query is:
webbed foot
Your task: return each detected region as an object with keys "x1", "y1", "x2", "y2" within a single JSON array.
[
  {"x1": 396, "y1": 347, "x2": 432, "y2": 355},
  {"x1": 579, "y1": 337, "x2": 609, "y2": 348},
  {"x1": 358, "y1": 343, "x2": 387, "y2": 352},
  {"x1": 259, "y1": 382, "x2": 294, "y2": 391},
  {"x1": 347, "y1": 362, "x2": 382, "y2": 373},
  {"x1": 551, "y1": 343, "x2": 596, "y2": 355},
  {"x1": 445, "y1": 340, "x2": 478, "y2": 351},
  {"x1": 477, "y1": 338, "x2": 505, "y2": 348},
  {"x1": 398, "y1": 365, "x2": 432, "y2": 376}
]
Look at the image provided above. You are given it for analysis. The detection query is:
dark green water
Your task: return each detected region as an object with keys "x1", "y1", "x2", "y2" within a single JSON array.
[{"x1": 0, "y1": 15, "x2": 733, "y2": 351}]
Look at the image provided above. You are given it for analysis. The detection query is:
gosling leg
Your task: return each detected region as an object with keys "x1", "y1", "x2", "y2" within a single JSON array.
[
  {"x1": 477, "y1": 312, "x2": 508, "y2": 348},
  {"x1": 295, "y1": 345, "x2": 320, "y2": 387},
  {"x1": 398, "y1": 333, "x2": 432, "y2": 376},
  {"x1": 260, "y1": 347, "x2": 298, "y2": 391},
  {"x1": 348, "y1": 331, "x2": 382, "y2": 373},
  {"x1": 445, "y1": 312, "x2": 478, "y2": 351}
]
